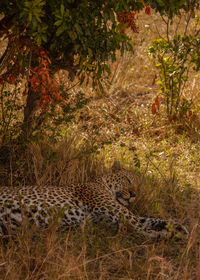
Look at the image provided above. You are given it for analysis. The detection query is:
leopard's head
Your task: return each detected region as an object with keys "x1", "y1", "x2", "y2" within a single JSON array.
[{"x1": 102, "y1": 161, "x2": 137, "y2": 207}]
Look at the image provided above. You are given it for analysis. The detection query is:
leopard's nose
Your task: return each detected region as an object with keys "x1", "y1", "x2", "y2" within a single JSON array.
[
  {"x1": 129, "y1": 190, "x2": 136, "y2": 203},
  {"x1": 129, "y1": 190, "x2": 136, "y2": 198}
]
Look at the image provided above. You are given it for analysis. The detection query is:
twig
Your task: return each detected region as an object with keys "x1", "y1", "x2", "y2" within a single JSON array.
[
  {"x1": 145, "y1": 154, "x2": 168, "y2": 184},
  {"x1": 66, "y1": 80, "x2": 81, "y2": 92}
]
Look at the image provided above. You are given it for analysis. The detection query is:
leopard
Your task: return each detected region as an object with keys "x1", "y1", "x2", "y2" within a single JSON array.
[{"x1": 0, "y1": 161, "x2": 188, "y2": 239}]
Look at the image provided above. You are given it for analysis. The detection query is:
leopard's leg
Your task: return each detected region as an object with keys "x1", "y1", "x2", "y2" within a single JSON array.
[
  {"x1": 97, "y1": 202, "x2": 188, "y2": 239},
  {"x1": 123, "y1": 206, "x2": 188, "y2": 238},
  {"x1": 136, "y1": 216, "x2": 188, "y2": 239}
]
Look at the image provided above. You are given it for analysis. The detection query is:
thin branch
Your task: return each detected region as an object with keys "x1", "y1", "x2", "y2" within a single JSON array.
[
  {"x1": 66, "y1": 81, "x2": 81, "y2": 92},
  {"x1": 161, "y1": 16, "x2": 170, "y2": 42},
  {"x1": 0, "y1": 43, "x2": 9, "y2": 72},
  {"x1": 184, "y1": 11, "x2": 192, "y2": 36},
  {"x1": 174, "y1": 15, "x2": 182, "y2": 37},
  {"x1": 145, "y1": 154, "x2": 168, "y2": 184}
]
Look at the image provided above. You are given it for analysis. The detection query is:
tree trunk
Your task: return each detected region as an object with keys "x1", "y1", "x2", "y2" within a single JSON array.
[{"x1": 21, "y1": 86, "x2": 41, "y2": 139}]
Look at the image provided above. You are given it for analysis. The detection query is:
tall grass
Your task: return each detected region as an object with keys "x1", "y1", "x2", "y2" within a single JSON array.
[
  {"x1": 1, "y1": 162, "x2": 199, "y2": 279},
  {"x1": 0, "y1": 133, "x2": 200, "y2": 279}
]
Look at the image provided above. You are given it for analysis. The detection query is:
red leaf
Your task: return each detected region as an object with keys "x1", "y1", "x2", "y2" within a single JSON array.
[
  {"x1": 145, "y1": 6, "x2": 151, "y2": 15},
  {"x1": 152, "y1": 103, "x2": 157, "y2": 115}
]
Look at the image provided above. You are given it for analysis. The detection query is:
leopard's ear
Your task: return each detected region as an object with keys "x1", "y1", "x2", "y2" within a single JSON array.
[{"x1": 112, "y1": 160, "x2": 121, "y2": 170}]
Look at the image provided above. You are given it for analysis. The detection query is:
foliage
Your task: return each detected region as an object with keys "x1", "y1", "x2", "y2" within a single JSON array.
[
  {"x1": 147, "y1": 0, "x2": 198, "y2": 18},
  {"x1": 148, "y1": 1, "x2": 200, "y2": 120},
  {"x1": 0, "y1": 0, "x2": 146, "y2": 141},
  {"x1": 0, "y1": 0, "x2": 190, "y2": 93},
  {"x1": 149, "y1": 37, "x2": 190, "y2": 119},
  {"x1": 0, "y1": 0, "x2": 145, "y2": 87},
  {"x1": 27, "y1": 47, "x2": 62, "y2": 109}
]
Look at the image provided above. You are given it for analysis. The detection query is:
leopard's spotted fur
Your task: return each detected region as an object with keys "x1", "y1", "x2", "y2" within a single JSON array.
[{"x1": 0, "y1": 161, "x2": 188, "y2": 239}]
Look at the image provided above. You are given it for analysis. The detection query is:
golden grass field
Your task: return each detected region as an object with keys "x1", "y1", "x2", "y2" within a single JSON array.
[{"x1": 0, "y1": 10, "x2": 200, "y2": 280}]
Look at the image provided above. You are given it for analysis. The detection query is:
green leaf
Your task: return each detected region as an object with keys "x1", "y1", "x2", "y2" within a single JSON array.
[
  {"x1": 54, "y1": 20, "x2": 62, "y2": 26},
  {"x1": 56, "y1": 24, "x2": 67, "y2": 36},
  {"x1": 64, "y1": 9, "x2": 69, "y2": 17},
  {"x1": 60, "y1": 4, "x2": 65, "y2": 17},
  {"x1": 41, "y1": 34, "x2": 47, "y2": 42}
]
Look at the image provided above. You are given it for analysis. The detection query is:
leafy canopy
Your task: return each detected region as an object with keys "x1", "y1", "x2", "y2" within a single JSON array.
[
  {"x1": 0, "y1": 0, "x2": 189, "y2": 82},
  {"x1": 1, "y1": 0, "x2": 143, "y2": 82}
]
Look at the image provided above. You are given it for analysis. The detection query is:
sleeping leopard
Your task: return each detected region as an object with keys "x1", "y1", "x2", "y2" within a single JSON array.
[{"x1": 0, "y1": 161, "x2": 188, "y2": 239}]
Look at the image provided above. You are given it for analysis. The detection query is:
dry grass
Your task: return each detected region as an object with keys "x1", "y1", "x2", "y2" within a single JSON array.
[
  {"x1": 0, "y1": 134, "x2": 108, "y2": 186},
  {"x1": 0, "y1": 165, "x2": 200, "y2": 280},
  {"x1": 0, "y1": 134, "x2": 200, "y2": 280},
  {"x1": 1, "y1": 9, "x2": 200, "y2": 280}
]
